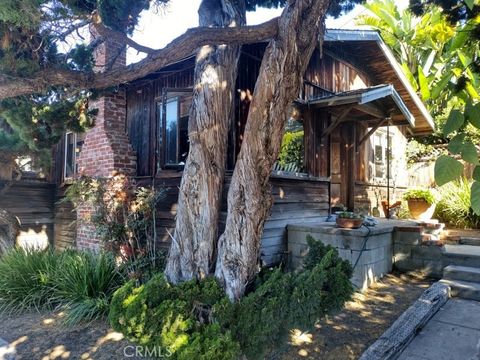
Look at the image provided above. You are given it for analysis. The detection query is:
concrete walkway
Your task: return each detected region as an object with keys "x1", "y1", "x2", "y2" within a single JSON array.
[{"x1": 398, "y1": 298, "x2": 480, "y2": 360}]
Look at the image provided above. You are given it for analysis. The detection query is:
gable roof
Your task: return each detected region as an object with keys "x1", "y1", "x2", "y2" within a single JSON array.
[
  {"x1": 323, "y1": 29, "x2": 434, "y2": 135},
  {"x1": 307, "y1": 84, "x2": 415, "y2": 127}
]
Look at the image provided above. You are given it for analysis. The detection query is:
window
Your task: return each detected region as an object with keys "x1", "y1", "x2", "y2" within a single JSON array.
[
  {"x1": 373, "y1": 130, "x2": 393, "y2": 180},
  {"x1": 64, "y1": 132, "x2": 85, "y2": 179},
  {"x1": 157, "y1": 92, "x2": 192, "y2": 167},
  {"x1": 275, "y1": 118, "x2": 305, "y2": 173}
]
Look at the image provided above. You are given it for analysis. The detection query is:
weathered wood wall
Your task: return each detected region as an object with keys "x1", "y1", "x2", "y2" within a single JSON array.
[
  {"x1": 137, "y1": 173, "x2": 330, "y2": 266},
  {"x1": 0, "y1": 180, "x2": 55, "y2": 248},
  {"x1": 53, "y1": 187, "x2": 76, "y2": 250},
  {"x1": 123, "y1": 43, "x2": 369, "y2": 179}
]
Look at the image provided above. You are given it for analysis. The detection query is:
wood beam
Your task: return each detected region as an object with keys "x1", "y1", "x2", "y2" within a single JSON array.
[
  {"x1": 354, "y1": 103, "x2": 387, "y2": 119},
  {"x1": 355, "y1": 118, "x2": 388, "y2": 152},
  {"x1": 321, "y1": 106, "x2": 353, "y2": 138}
]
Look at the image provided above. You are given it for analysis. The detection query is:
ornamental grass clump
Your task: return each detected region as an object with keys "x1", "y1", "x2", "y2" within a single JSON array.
[
  {"x1": 109, "y1": 236, "x2": 353, "y2": 359},
  {"x1": 436, "y1": 178, "x2": 480, "y2": 229},
  {"x1": 0, "y1": 248, "x2": 127, "y2": 324},
  {"x1": 52, "y1": 250, "x2": 126, "y2": 325},
  {"x1": 0, "y1": 248, "x2": 59, "y2": 313}
]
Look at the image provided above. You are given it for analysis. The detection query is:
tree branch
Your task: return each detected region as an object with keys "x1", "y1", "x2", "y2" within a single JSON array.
[
  {"x1": 0, "y1": 18, "x2": 278, "y2": 100},
  {"x1": 92, "y1": 21, "x2": 157, "y2": 55}
]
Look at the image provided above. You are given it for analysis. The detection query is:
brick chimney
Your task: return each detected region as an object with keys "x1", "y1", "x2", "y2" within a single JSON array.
[{"x1": 75, "y1": 25, "x2": 136, "y2": 250}]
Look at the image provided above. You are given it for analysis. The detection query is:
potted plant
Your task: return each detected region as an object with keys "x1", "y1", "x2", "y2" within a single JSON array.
[
  {"x1": 336, "y1": 211, "x2": 364, "y2": 229},
  {"x1": 403, "y1": 188, "x2": 436, "y2": 220}
]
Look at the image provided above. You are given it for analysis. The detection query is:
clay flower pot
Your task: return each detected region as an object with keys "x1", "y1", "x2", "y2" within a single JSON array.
[
  {"x1": 407, "y1": 199, "x2": 436, "y2": 221},
  {"x1": 336, "y1": 217, "x2": 364, "y2": 229}
]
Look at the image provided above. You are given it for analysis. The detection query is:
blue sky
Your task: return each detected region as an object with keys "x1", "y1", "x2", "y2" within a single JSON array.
[{"x1": 127, "y1": 0, "x2": 409, "y2": 64}]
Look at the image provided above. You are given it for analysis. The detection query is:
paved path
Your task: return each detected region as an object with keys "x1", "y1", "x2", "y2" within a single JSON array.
[{"x1": 398, "y1": 298, "x2": 480, "y2": 360}]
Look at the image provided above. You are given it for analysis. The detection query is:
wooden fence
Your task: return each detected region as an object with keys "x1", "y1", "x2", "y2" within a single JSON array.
[{"x1": 0, "y1": 180, "x2": 55, "y2": 249}]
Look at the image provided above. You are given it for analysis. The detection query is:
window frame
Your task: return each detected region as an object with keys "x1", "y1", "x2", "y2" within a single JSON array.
[
  {"x1": 63, "y1": 132, "x2": 86, "y2": 181},
  {"x1": 372, "y1": 129, "x2": 393, "y2": 182},
  {"x1": 156, "y1": 88, "x2": 192, "y2": 171}
]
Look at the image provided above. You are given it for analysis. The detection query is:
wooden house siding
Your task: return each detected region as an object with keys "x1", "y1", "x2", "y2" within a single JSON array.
[
  {"x1": 137, "y1": 173, "x2": 329, "y2": 266},
  {"x1": 124, "y1": 44, "x2": 371, "y2": 177},
  {"x1": 0, "y1": 180, "x2": 55, "y2": 247},
  {"x1": 303, "y1": 48, "x2": 370, "y2": 99},
  {"x1": 53, "y1": 187, "x2": 76, "y2": 250},
  {"x1": 126, "y1": 63, "x2": 195, "y2": 176}
]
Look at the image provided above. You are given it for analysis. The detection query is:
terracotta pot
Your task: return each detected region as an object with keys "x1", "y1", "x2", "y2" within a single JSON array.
[
  {"x1": 336, "y1": 217, "x2": 364, "y2": 229},
  {"x1": 407, "y1": 199, "x2": 436, "y2": 220}
]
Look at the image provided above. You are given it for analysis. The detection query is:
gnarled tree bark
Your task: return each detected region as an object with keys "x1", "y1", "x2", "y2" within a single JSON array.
[
  {"x1": 165, "y1": 0, "x2": 246, "y2": 282},
  {"x1": 215, "y1": 0, "x2": 330, "y2": 300}
]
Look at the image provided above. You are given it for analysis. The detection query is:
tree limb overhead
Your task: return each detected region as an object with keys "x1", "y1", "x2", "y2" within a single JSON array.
[{"x1": 0, "y1": 18, "x2": 278, "y2": 100}]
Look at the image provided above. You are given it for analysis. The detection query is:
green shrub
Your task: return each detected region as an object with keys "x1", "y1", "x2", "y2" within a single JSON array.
[
  {"x1": 0, "y1": 248, "x2": 127, "y2": 324},
  {"x1": 109, "y1": 237, "x2": 354, "y2": 359},
  {"x1": 436, "y1": 178, "x2": 480, "y2": 229},
  {"x1": 52, "y1": 250, "x2": 126, "y2": 325},
  {"x1": 403, "y1": 188, "x2": 436, "y2": 205},
  {"x1": 0, "y1": 248, "x2": 59, "y2": 312},
  {"x1": 278, "y1": 130, "x2": 304, "y2": 171},
  {"x1": 109, "y1": 274, "x2": 240, "y2": 359}
]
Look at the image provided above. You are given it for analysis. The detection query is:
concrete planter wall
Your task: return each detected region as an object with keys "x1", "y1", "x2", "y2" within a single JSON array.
[
  {"x1": 288, "y1": 223, "x2": 395, "y2": 291},
  {"x1": 288, "y1": 220, "x2": 446, "y2": 292}
]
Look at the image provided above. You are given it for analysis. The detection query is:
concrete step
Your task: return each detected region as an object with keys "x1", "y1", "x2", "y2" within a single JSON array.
[
  {"x1": 443, "y1": 245, "x2": 480, "y2": 268},
  {"x1": 439, "y1": 279, "x2": 480, "y2": 301},
  {"x1": 443, "y1": 234, "x2": 480, "y2": 245},
  {"x1": 443, "y1": 265, "x2": 480, "y2": 283}
]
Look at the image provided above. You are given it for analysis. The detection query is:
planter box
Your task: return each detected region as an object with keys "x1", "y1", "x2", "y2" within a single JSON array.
[{"x1": 336, "y1": 217, "x2": 363, "y2": 229}]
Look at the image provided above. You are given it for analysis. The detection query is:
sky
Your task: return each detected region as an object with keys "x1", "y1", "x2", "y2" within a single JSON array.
[{"x1": 127, "y1": 0, "x2": 410, "y2": 64}]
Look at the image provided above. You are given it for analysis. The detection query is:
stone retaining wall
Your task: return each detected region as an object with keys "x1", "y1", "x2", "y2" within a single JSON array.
[{"x1": 393, "y1": 226, "x2": 444, "y2": 278}]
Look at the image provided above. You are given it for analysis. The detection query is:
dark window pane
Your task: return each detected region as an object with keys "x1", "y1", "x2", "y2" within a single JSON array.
[{"x1": 65, "y1": 133, "x2": 75, "y2": 178}]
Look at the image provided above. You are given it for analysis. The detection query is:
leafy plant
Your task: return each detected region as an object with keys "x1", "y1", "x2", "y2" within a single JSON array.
[
  {"x1": 403, "y1": 188, "x2": 436, "y2": 205},
  {"x1": 64, "y1": 174, "x2": 166, "y2": 281},
  {"x1": 337, "y1": 211, "x2": 364, "y2": 219},
  {"x1": 278, "y1": 129, "x2": 304, "y2": 171},
  {"x1": 435, "y1": 178, "x2": 480, "y2": 229}
]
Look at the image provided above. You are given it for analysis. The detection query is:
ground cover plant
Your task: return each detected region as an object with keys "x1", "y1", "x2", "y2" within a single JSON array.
[
  {"x1": 109, "y1": 236, "x2": 353, "y2": 359},
  {"x1": 0, "y1": 248, "x2": 126, "y2": 324}
]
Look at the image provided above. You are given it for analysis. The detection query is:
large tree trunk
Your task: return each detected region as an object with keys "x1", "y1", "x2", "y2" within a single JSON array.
[
  {"x1": 165, "y1": 0, "x2": 246, "y2": 282},
  {"x1": 215, "y1": 0, "x2": 330, "y2": 300}
]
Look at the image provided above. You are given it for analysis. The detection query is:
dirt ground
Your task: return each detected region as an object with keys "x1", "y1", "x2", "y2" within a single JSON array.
[
  {"x1": 0, "y1": 272, "x2": 431, "y2": 360},
  {"x1": 272, "y1": 272, "x2": 432, "y2": 360},
  {"x1": 0, "y1": 311, "x2": 138, "y2": 360}
]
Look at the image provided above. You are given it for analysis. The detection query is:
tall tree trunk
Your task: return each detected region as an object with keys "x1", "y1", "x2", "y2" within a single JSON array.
[
  {"x1": 165, "y1": 0, "x2": 246, "y2": 283},
  {"x1": 215, "y1": 0, "x2": 330, "y2": 300}
]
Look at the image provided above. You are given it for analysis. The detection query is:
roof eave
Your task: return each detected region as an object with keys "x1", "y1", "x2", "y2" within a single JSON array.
[
  {"x1": 324, "y1": 29, "x2": 435, "y2": 133},
  {"x1": 376, "y1": 39, "x2": 435, "y2": 131}
]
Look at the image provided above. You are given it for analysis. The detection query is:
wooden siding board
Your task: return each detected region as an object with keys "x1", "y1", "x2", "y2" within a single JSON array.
[{"x1": 0, "y1": 180, "x2": 55, "y2": 247}]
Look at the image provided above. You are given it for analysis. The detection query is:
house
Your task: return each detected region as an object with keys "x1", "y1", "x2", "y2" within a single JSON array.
[{"x1": 50, "y1": 29, "x2": 434, "y2": 265}]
